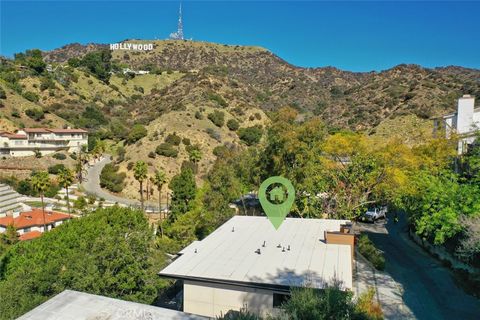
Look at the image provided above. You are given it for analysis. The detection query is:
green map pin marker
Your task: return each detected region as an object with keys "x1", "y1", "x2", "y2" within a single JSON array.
[{"x1": 259, "y1": 176, "x2": 295, "y2": 230}]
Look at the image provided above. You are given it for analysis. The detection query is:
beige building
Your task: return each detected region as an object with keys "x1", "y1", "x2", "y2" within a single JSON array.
[
  {"x1": 0, "y1": 128, "x2": 88, "y2": 157},
  {"x1": 159, "y1": 216, "x2": 354, "y2": 318}
]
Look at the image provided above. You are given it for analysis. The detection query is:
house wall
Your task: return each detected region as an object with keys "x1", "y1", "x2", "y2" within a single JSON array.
[
  {"x1": 183, "y1": 280, "x2": 283, "y2": 318},
  {"x1": 0, "y1": 133, "x2": 87, "y2": 157}
]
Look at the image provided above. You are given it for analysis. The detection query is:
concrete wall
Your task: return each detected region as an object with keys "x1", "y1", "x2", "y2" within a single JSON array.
[
  {"x1": 409, "y1": 229, "x2": 479, "y2": 274},
  {"x1": 183, "y1": 280, "x2": 283, "y2": 318}
]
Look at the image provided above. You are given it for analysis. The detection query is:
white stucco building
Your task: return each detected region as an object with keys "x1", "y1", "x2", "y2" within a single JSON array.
[
  {"x1": 433, "y1": 95, "x2": 479, "y2": 154},
  {"x1": 159, "y1": 216, "x2": 354, "y2": 318},
  {"x1": 0, "y1": 128, "x2": 88, "y2": 157}
]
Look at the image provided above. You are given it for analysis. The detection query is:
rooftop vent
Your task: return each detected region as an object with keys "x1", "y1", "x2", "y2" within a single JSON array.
[
  {"x1": 262, "y1": 241, "x2": 266, "y2": 247},
  {"x1": 231, "y1": 227, "x2": 235, "y2": 232},
  {"x1": 277, "y1": 243, "x2": 281, "y2": 248},
  {"x1": 255, "y1": 248, "x2": 261, "y2": 255}
]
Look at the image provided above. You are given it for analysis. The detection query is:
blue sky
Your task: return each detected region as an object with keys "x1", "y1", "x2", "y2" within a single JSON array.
[{"x1": 1, "y1": 1, "x2": 479, "y2": 71}]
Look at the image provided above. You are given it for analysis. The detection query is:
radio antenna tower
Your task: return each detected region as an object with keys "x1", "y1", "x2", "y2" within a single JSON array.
[{"x1": 169, "y1": 3, "x2": 184, "y2": 40}]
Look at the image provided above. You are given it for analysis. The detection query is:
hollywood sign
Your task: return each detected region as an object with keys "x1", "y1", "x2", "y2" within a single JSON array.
[{"x1": 110, "y1": 43, "x2": 154, "y2": 51}]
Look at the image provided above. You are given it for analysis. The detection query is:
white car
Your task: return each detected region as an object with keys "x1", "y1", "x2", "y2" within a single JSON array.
[{"x1": 362, "y1": 206, "x2": 387, "y2": 222}]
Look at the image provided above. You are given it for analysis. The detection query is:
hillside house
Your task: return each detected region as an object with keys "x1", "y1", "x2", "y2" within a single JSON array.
[
  {"x1": 159, "y1": 216, "x2": 354, "y2": 318},
  {"x1": 0, "y1": 209, "x2": 72, "y2": 241},
  {"x1": 0, "y1": 128, "x2": 88, "y2": 157},
  {"x1": 433, "y1": 95, "x2": 479, "y2": 154}
]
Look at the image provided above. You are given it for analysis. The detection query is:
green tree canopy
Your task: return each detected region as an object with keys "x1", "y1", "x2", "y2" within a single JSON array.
[{"x1": 169, "y1": 168, "x2": 196, "y2": 221}]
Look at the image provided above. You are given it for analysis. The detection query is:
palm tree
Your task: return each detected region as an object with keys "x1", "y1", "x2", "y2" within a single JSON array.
[
  {"x1": 76, "y1": 145, "x2": 89, "y2": 183},
  {"x1": 58, "y1": 168, "x2": 74, "y2": 213},
  {"x1": 189, "y1": 149, "x2": 202, "y2": 173},
  {"x1": 133, "y1": 161, "x2": 148, "y2": 211},
  {"x1": 151, "y1": 169, "x2": 167, "y2": 237},
  {"x1": 31, "y1": 171, "x2": 51, "y2": 232}
]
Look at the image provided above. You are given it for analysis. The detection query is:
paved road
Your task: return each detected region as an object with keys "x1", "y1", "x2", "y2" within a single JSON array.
[
  {"x1": 82, "y1": 156, "x2": 156, "y2": 208},
  {"x1": 359, "y1": 215, "x2": 480, "y2": 320}
]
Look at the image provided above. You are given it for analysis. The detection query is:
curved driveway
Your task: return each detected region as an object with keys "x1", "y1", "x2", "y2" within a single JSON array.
[{"x1": 82, "y1": 156, "x2": 155, "y2": 208}]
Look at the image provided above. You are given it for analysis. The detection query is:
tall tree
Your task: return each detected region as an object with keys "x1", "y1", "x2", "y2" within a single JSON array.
[
  {"x1": 58, "y1": 168, "x2": 74, "y2": 214},
  {"x1": 151, "y1": 169, "x2": 167, "y2": 237},
  {"x1": 31, "y1": 171, "x2": 51, "y2": 232},
  {"x1": 169, "y1": 168, "x2": 196, "y2": 221},
  {"x1": 188, "y1": 149, "x2": 202, "y2": 173},
  {"x1": 133, "y1": 161, "x2": 148, "y2": 211}
]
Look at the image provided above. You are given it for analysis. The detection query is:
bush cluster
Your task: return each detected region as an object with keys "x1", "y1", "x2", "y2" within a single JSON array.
[
  {"x1": 47, "y1": 164, "x2": 66, "y2": 175},
  {"x1": 100, "y1": 163, "x2": 126, "y2": 193},
  {"x1": 208, "y1": 110, "x2": 225, "y2": 127},
  {"x1": 155, "y1": 143, "x2": 178, "y2": 158},
  {"x1": 237, "y1": 125, "x2": 263, "y2": 146},
  {"x1": 358, "y1": 234, "x2": 385, "y2": 270}
]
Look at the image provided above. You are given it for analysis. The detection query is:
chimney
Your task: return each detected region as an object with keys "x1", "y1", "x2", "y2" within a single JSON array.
[{"x1": 457, "y1": 95, "x2": 475, "y2": 134}]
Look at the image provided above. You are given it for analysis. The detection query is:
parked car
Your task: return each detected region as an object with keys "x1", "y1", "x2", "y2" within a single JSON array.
[{"x1": 361, "y1": 206, "x2": 387, "y2": 222}]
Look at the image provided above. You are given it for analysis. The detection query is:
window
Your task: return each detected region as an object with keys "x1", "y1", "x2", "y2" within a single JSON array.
[
  {"x1": 273, "y1": 293, "x2": 289, "y2": 308},
  {"x1": 24, "y1": 227, "x2": 31, "y2": 233}
]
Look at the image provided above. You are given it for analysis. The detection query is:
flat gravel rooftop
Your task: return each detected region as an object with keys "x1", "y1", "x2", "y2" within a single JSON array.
[{"x1": 160, "y1": 216, "x2": 352, "y2": 290}]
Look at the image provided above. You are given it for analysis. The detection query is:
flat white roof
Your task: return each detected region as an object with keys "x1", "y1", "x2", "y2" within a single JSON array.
[
  {"x1": 160, "y1": 216, "x2": 353, "y2": 290},
  {"x1": 17, "y1": 290, "x2": 206, "y2": 320}
]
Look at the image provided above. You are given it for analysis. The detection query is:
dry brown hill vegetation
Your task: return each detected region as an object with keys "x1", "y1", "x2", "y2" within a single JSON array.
[{"x1": 1, "y1": 40, "x2": 479, "y2": 200}]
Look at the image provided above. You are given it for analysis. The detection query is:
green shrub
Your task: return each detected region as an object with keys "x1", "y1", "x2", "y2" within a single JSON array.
[
  {"x1": 182, "y1": 138, "x2": 191, "y2": 146},
  {"x1": 206, "y1": 128, "x2": 221, "y2": 142},
  {"x1": 40, "y1": 77, "x2": 55, "y2": 91},
  {"x1": 25, "y1": 108, "x2": 45, "y2": 121},
  {"x1": 358, "y1": 234, "x2": 385, "y2": 270},
  {"x1": 213, "y1": 145, "x2": 229, "y2": 157},
  {"x1": 22, "y1": 91, "x2": 39, "y2": 102},
  {"x1": 48, "y1": 164, "x2": 66, "y2": 175},
  {"x1": 52, "y1": 153, "x2": 67, "y2": 160},
  {"x1": 155, "y1": 143, "x2": 178, "y2": 158},
  {"x1": 165, "y1": 133, "x2": 181, "y2": 146},
  {"x1": 126, "y1": 124, "x2": 147, "y2": 144},
  {"x1": 194, "y1": 111, "x2": 203, "y2": 120},
  {"x1": 45, "y1": 182, "x2": 61, "y2": 198},
  {"x1": 208, "y1": 110, "x2": 225, "y2": 127},
  {"x1": 207, "y1": 92, "x2": 228, "y2": 107},
  {"x1": 0, "y1": 86, "x2": 6, "y2": 99},
  {"x1": 11, "y1": 109, "x2": 20, "y2": 118},
  {"x1": 100, "y1": 163, "x2": 126, "y2": 193},
  {"x1": 226, "y1": 118, "x2": 240, "y2": 131},
  {"x1": 238, "y1": 126, "x2": 262, "y2": 146}
]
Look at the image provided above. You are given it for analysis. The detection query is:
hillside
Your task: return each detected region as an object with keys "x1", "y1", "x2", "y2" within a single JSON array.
[
  {"x1": 42, "y1": 40, "x2": 480, "y2": 129},
  {"x1": 1, "y1": 40, "x2": 479, "y2": 201}
]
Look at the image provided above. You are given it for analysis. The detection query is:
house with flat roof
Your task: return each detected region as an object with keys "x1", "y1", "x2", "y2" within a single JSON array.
[
  {"x1": 433, "y1": 94, "x2": 479, "y2": 154},
  {"x1": 17, "y1": 290, "x2": 207, "y2": 320},
  {"x1": 159, "y1": 216, "x2": 354, "y2": 318},
  {"x1": 0, "y1": 127, "x2": 88, "y2": 157},
  {"x1": 0, "y1": 208, "x2": 72, "y2": 241}
]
